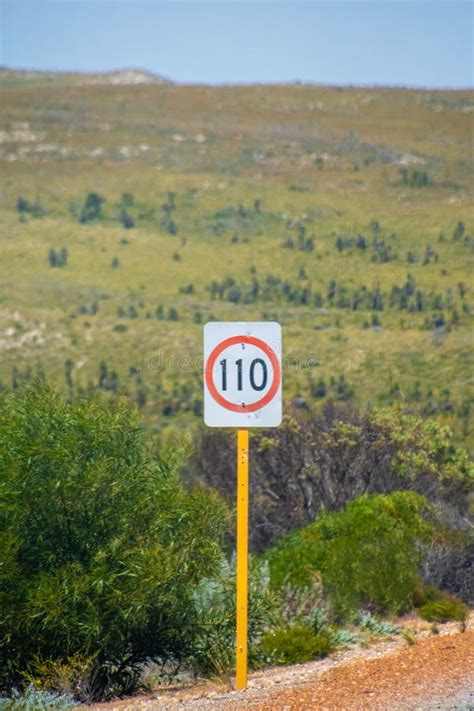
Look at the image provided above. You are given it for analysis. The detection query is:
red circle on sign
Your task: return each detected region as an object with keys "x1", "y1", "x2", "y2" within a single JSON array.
[{"x1": 205, "y1": 335, "x2": 281, "y2": 413}]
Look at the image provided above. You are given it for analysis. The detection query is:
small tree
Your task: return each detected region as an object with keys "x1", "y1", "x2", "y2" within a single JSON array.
[
  {"x1": 452, "y1": 221, "x2": 465, "y2": 241},
  {"x1": 58, "y1": 247, "x2": 68, "y2": 267},
  {"x1": 119, "y1": 192, "x2": 134, "y2": 209},
  {"x1": 119, "y1": 210, "x2": 134, "y2": 229},
  {"x1": 48, "y1": 248, "x2": 57, "y2": 267},
  {"x1": 16, "y1": 196, "x2": 30, "y2": 213},
  {"x1": 49, "y1": 248, "x2": 68, "y2": 267},
  {"x1": 167, "y1": 220, "x2": 178, "y2": 235},
  {"x1": 64, "y1": 359, "x2": 74, "y2": 391},
  {"x1": 79, "y1": 193, "x2": 105, "y2": 224}
]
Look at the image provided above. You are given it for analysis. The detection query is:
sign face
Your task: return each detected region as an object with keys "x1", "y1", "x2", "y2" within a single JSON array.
[{"x1": 204, "y1": 321, "x2": 282, "y2": 427}]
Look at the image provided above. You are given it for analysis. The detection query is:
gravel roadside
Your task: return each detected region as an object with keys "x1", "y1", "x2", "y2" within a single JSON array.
[
  {"x1": 86, "y1": 614, "x2": 474, "y2": 711},
  {"x1": 419, "y1": 686, "x2": 474, "y2": 710}
]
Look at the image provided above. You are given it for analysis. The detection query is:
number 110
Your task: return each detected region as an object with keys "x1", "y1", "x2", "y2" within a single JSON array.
[{"x1": 219, "y1": 358, "x2": 268, "y2": 392}]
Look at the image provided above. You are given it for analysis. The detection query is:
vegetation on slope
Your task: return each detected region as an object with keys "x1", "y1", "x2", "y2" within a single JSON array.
[
  {"x1": 0, "y1": 77, "x2": 472, "y2": 448},
  {"x1": 0, "y1": 73, "x2": 472, "y2": 702}
]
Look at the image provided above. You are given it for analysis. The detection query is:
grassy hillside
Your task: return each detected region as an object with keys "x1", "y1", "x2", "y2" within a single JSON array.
[{"x1": 0, "y1": 70, "x2": 473, "y2": 447}]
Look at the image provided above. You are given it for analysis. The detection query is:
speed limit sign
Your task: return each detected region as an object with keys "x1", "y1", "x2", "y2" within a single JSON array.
[
  {"x1": 203, "y1": 321, "x2": 282, "y2": 691},
  {"x1": 204, "y1": 321, "x2": 282, "y2": 427}
]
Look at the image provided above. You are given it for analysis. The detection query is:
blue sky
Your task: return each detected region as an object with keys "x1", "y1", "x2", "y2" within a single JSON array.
[{"x1": 1, "y1": 1, "x2": 472, "y2": 87}]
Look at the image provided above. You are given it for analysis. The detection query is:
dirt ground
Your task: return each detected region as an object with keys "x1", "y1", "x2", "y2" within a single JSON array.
[{"x1": 86, "y1": 613, "x2": 474, "y2": 710}]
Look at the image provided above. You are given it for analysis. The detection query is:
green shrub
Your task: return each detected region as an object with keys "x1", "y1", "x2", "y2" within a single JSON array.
[
  {"x1": 119, "y1": 210, "x2": 134, "y2": 229},
  {"x1": 79, "y1": 193, "x2": 104, "y2": 224},
  {"x1": 279, "y1": 575, "x2": 327, "y2": 632},
  {"x1": 265, "y1": 492, "x2": 434, "y2": 618},
  {"x1": 418, "y1": 595, "x2": 469, "y2": 624},
  {"x1": 329, "y1": 612, "x2": 400, "y2": 647},
  {"x1": 16, "y1": 196, "x2": 30, "y2": 213},
  {"x1": 414, "y1": 585, "x2": 439, "y2": 605},
  {"x1": 399, "y1": 167, "x2": 431, "y2": 187},
  {"x1": 48, "y1": 248, "x2": 68, "y2": 268},
  {"x1": 330, "y1": 629, "x2": 360, "y2": 646},
  {"x1": 0, "y1": 384, "x2": 228, "y2": 699},
  {"x1": 260, "y1": 624, "x2": 334, "y2": 665},
  {"x1": 118, "y1": 192, "x2": 134, "y2": 209},
  {"x1": 16, "y1": 197, "x2": 45, "y2": 218},
  {"x1": 0, "y1": 685, "x2": 75, "y2": 710},
  {"x1": 353, "y1": 611, "x2": 401, "y2": 636},
  {"x1": 190, "y1": 557, "x2": 278, "y2": 676}
]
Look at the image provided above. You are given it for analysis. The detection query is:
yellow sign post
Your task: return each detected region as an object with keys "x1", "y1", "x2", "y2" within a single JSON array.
[{"x1": 236, "y1": 429, "x2": 249, "y2": 690}]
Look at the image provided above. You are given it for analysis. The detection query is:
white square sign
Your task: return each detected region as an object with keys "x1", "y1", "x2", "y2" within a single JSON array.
[{"x1": 204, "y1": 321, "x2": 282, "y2": 427}]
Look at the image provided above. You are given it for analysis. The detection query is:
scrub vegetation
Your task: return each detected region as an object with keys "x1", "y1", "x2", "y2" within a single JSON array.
[
  {"x1": 0, "y1": 72, "x2": 472, "y2": 703},
  {"x1": 0, "y1": 73, "x2": 472, "y2": 449},
  {"x1": 0, "y1": 386, "x2": 472, "y2": 702}
]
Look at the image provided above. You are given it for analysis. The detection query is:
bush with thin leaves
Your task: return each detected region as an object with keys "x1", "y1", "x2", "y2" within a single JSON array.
[
  {"x1": 265, "y1": 492, "x2": 435, "y2": 619},
  {"x1": 417, "y1": 590, "x2": 469, "y2": 626},
  {"x1": 0, "y1": 384, "x2": 228, "y2": 699}
]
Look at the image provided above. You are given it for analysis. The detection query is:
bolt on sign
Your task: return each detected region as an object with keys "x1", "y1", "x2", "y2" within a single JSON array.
[{"x1": 204, "y1": 322, "x2": 282, "y2": 690}]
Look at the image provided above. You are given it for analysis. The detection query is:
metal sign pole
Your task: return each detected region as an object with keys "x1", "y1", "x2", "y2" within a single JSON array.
[{"x1": 236, "y1": 428, "x2": 249, "y2": 690}]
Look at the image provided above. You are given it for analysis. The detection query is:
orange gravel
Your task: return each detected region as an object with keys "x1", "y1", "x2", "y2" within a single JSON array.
[{"x1": 229, "y1": 631, "x2": 474, "y2": 710}]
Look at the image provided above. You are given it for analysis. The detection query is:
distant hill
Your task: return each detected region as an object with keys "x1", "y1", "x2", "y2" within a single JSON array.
[{"x1": 0, "y1": 66, "x2": 172, "y2": 89}]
